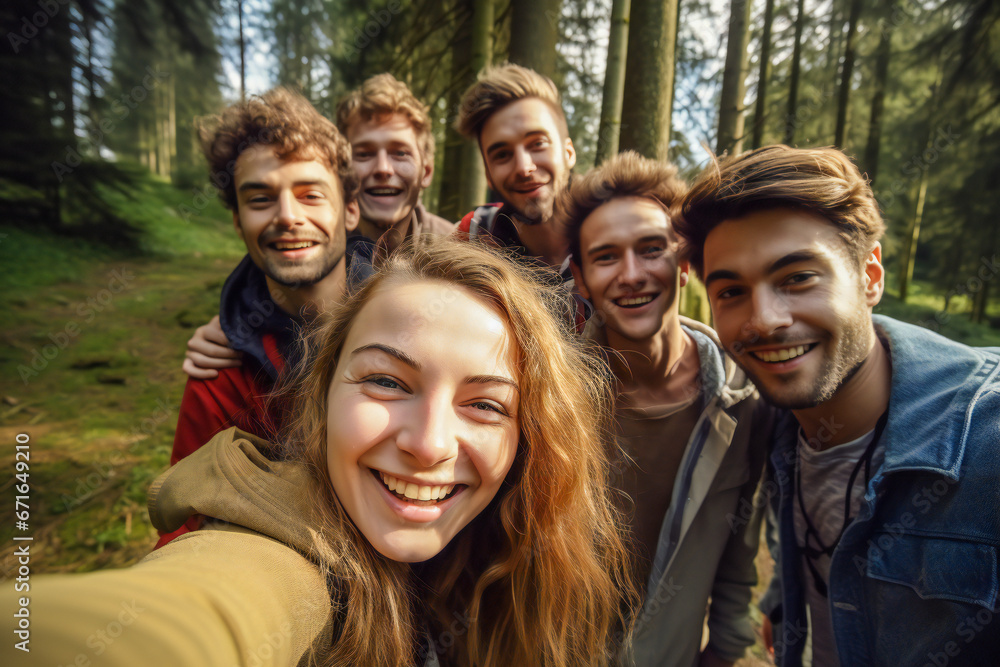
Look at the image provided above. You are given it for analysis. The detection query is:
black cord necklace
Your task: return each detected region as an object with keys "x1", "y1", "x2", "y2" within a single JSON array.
[{"x1": 796, "y1": 410, "x2": 889, "y2": 598}]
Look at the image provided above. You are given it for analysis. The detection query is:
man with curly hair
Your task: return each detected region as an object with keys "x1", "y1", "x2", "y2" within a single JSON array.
[{"x1": 159, "y1": 88, "x2": 370, "y2": 547}]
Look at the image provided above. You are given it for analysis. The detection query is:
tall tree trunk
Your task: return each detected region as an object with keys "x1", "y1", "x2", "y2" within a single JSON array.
[
  {"x1": 595, "y1": 0, "x2": 631, "y2": 164},
  {"x1": 619, "y1": 0, "x2": 679, "y2": 160},
  {"x1": 237, "y1": 0, "x2": 246, "y2": 100},
  {"x1": 84, "y1": 12, "x2": 100, "y2": 134},
  {"x1": 971, "y1": 223, "x2": 998, "y2": 324},
  {"x1": 717, "y1": 0, "x2": 751, "y2": 155},
  {"x1": 863, "y1": 0, "x2": 894, "y2": 186},
  {"x1": 784, "y1": 0, "x2": 806, "y2": 145},
  {"x1": 898, "y1": 165, "x2": 928, "y2": 303},
  {"x1": 458, "y1": 0, "x2": 494, "y2": 215},
  {"x1": 897, "y1": 63, "x2": 943, "y2": 303},
  {"x1": 508, "y1": 0, "x2": 562, "y2": 80},
  {"x1": 751, "y1": 0, "x2": 776, "y2": 149},
  {"x1": 834, "y1": 0, "x2": 863, "y2": 148},
  {"x1": 438, "y1": 4, "x2": 475, "y2": 222}
]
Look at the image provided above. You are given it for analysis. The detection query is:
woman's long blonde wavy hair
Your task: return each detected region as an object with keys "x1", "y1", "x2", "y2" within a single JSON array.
[{"x1": 279, "y1": 237, "x2": 636, "y2": 666}]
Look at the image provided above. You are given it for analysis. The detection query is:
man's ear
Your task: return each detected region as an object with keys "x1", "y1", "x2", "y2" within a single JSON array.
[
  {"x1": 679, "y1": 260, "x2": 690, "y2": 288},
  {"x1": 344, "y1": 200, "x2": 360, "y2": 233},
  {"x1": 864, "y1": 243, "x2": 885, "y2": 307},
  {"x1": 564, "y1": 137, "x2": 577, "y2": 170},
  {"x1": 569, "y1": 259, "x2": 590, "y2": 301},
  {"x1": 420, "y1": 156, "x2": 434, "y2": 190},
  {"x1": 232, "y1": 210, "x2": 245, "y2": 241}
]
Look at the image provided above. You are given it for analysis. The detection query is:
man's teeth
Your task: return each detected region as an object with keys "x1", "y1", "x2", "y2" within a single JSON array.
[
  {"x1": 273, "y1": 241, "x2": 315, "y2": 250},
  {"x1": 381, "y1": 472, "x2": 454, "y2": 501},
  {"x1": 753, "y1": 345, "x2": 810, "y2": 363},
  {"x1": 367, "y1": 188, "x2": 402, "y2": 196},
  {"x1": 618, "y1": 295, "x2": 654, "y2": 307}
]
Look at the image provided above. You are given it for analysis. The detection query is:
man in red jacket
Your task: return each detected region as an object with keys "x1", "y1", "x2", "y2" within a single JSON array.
[{"x1": 159, "y1": 88, "x2": 368, "y2": 547}]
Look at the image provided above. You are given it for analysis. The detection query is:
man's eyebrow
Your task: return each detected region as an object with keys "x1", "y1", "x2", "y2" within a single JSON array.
[
  {"x1": 587, "y1": 235, "x2": 666, "y2": 258},
  {"x1": 237, "y1": 181, "x2": 271, "y2": 192},
  {"x1": 466, "y1": 374, "x2": 520, "y2": 393},
  {"x1": 768, "y1": 250, "x2": 822, "y2": 274},
  {"x1": 238, "y1": 180, "x2": 328, "y2": 193},
  {"x1": 485, "y1": 130, "x2": 549, "y2": 156},
  {"x1": 586, "y1": 243, "x2": 617, "y2": 258},
  {"x1": 703, "y1": 269, "x2": 741, "y2": 287},
  {"x1": 350, "y1": 343, "x2": 421, "y2": 369},
  {"x1": 704, "y1": 250, "x2": 824, "y2": 287}
]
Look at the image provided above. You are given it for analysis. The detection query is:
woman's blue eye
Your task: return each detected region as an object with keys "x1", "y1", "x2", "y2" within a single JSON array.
[{"x1": 369, "y1": 376, "x2": 400, "y2": 390}]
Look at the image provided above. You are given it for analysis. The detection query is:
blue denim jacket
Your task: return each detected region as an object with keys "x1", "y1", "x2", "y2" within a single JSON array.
[{"x1": 767, "y1": 315, "x2": 1000, "y2": 666}]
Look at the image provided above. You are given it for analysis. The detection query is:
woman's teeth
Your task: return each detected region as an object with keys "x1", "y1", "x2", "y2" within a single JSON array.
[
  {"x1": 752, "y1": 345, "x2": 810, "y2": 363},
  {"x1": 380, "y1": 472, "x2": 455, "y2": 502}
]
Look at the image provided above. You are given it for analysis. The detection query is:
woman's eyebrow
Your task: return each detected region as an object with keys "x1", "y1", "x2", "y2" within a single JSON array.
[
  {"x1": 350, "y1": 343, "x2": 421, "y2": 369},
  {"x1": 466, "y1": 374, "x2": 520, "y2": 393}
]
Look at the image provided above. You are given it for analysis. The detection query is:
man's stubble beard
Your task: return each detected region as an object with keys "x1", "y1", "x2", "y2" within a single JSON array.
[{"x1": 733, "y1": 305, "x2": 873, "y2": 411}]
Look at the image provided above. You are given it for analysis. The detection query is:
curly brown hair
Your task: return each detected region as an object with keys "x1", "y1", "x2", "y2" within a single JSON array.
[
  {"x1": 336, "y1": 73, "x2": 435, "y2": 164},
  {"x1": 197, "y1": 87, "x2": 358, "y2": 210},
  {"x1": 557, "y1": 151, "x2": 688, "y2": 265},
  {"x1": 676, "y1": 145, "x2": 885, "y2": 277}
]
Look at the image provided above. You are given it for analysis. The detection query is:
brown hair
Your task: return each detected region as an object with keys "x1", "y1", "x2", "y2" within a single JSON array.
[
  {"x1": 198, "y1": 87, "x2": 358, "y2": 211},
  {"x1": 557, "y1": 151, "x2": 688, "y2": 265},
  {"x1": 456, "y1": 63, "x2": 569, "y2": 141},
  {"x1": 336, "y1": 73, "x2": 435, "y2": 164},
  {"x1": 676, "y1": 145, "x2": 885, "y2": 277},
  {"x1": 280, "y1": 237, "x2": 635, "y2": 666}
]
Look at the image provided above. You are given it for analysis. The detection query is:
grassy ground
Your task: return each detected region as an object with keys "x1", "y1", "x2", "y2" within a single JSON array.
[{"x1": 0, "y1": 174, "x2": 243, "y2": 576}]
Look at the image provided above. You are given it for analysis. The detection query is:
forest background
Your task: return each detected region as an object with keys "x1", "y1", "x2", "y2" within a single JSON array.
[{"x1": 1, "y1": 0, "x2": 998, "y2": 661}]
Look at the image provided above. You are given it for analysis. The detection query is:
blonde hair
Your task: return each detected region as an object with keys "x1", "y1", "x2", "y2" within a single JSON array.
[
  {"x1": 336, "y1": 73, "x2": 435, "y2": 163},
  {"x1": 198, "y1": 87, "x2": 357, "y2": 211},
  {"x1": 456, "y1": 63, "x2": 569, "y2": 141},
  {"x1": 677, "y1": 145, "x2": 885, "y2": 277},
  {"x1": 557, "y1": 151, "x2": 688, "y2": 265},
  {"x1": 280, "y1": 237, "x2": 635, "y2": 666}
]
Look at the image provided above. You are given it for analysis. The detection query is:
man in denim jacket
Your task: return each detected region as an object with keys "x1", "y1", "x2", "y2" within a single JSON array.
[{"x1": 676, "y1": 144, "x2": 1000, "y2": 667}]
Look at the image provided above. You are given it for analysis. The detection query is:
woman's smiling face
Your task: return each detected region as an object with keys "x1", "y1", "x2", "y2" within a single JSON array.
[{"x1": 325, "y1": 279, "x2": 521, "y2": 562}]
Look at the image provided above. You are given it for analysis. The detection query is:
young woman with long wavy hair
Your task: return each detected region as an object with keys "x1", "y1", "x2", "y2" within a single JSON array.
[{"x1": 4, "y1": 238, "x2": 635, "y2": 667}]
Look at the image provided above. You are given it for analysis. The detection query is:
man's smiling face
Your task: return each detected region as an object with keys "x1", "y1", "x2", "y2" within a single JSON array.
[
  {"x1": 347, "y1": 113, "x2": 432, "y2": 231},
  {"x1": 479, "y1": 97, "x2": 575, "y2": 224},
  {"x1": 702, "y1": 207, "x2": 883, "y2": 409},
  {"x1": 571, "y1": 197, "x2": 686, "y2": 346},
  {"x1": 233, "y1": 144, "x2": 359, "y2": 288}
]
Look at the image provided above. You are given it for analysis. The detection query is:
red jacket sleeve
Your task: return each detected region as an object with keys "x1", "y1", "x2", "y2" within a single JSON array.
[{"x1": 157, "y1": 366, "x2": 267, "y2": 548}]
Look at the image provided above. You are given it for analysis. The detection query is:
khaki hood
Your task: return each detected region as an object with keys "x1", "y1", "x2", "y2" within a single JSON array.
[{"x1": 148, "y1": 428, "x2": 322, "y2": 557}]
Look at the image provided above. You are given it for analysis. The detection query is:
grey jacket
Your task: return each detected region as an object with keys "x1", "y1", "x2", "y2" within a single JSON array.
[{"x1": 589, "y1": 317, "x2": 775, "y2": 667}]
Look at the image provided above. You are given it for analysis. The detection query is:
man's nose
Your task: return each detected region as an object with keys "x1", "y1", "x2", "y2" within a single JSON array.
[
  {"x1": 374, "y1": 149, "x2": 393, "y2": 177},
  {"x1": 275, "y1": 190, "x2": 303, "y2": 226},
  {"x1": 513, "y1": 146, "x2": 536, "y2": 177},
  {"x1": 618, "y1": 251, "x2": 646, "y2": 287},
  {"x1": 747, "y1": 288, "x2": 793, "y2": 337}
]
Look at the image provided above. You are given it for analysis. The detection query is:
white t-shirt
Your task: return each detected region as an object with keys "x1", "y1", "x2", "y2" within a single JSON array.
[{"x1": 794, "y1": 428, "x2": 884, "y2": 667}]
